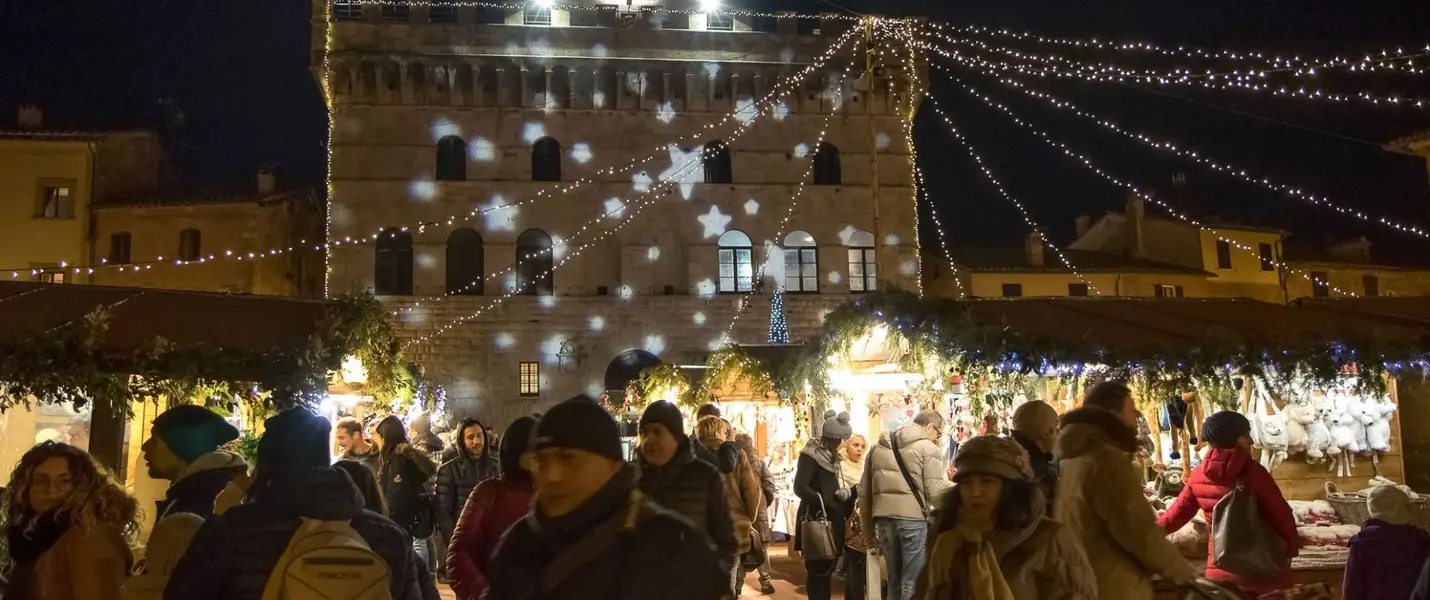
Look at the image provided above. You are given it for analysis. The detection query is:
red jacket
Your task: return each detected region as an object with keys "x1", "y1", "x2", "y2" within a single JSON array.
[
  {"x1": 1157, "y1": 447, "x2": 1301, "y2": 595},
  {"x1": 445, "y1": 477, "x2": 534, "y2": 600}
]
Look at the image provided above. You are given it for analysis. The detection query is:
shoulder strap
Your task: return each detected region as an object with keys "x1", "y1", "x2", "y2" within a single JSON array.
[
  {"x1": 521, "y1": 490, "x2": 645, "y2": 600},
  {"x1": 891, "y1": 433, "x2": 928, "y2": 513}
]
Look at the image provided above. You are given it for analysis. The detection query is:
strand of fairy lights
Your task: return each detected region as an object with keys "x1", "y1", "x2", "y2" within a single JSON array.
[
  {"x1": 413, "y1": 65, "x2": 814, "y2": 342},
  {"x1": 942, "y1": 68, "x2": 1356, "y2": 297},
  {"x1": 323, "y1": 1, "x2": 337, "y2": 297},
  {"x1": 917, "y1": 29, "x2": 1430, "y2": 109},
  {"x1": 393, "y1": 31, "x2": 859, "y2": 312},
  {"x1": 881, "y1": 20, "x2": 964, "y2": 298},
  {"x1": 900, "y1": 25, "x2": 928, "y2": 298},
  {"x1": 348, "y1": 0, "x2": 871, "y2": 21},
  {"x1": 2, "y1": 28, "x2": 858, "y2": 282},
  {"x1": 717, "y1": 68, "x2": 849, "y2": 344},
  {"x1": 926, "y1": 21, "x2": 1430, "y2": 74},
  {"x1": 973, "y1": 70, "x2": 1430, "y2": 242},
  {"x1": 923, "y1": 92, "x2": 1104, "y2": 296}
]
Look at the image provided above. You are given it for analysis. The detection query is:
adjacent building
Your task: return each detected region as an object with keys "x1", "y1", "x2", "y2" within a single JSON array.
[{"x1": 314, "y1": 0, "x2": 921, "y2": 424}]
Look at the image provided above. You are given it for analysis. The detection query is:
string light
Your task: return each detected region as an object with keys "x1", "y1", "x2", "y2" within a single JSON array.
[
  {"x1": 944, "y1": 70, "x2": 1356, "y2": 297},
  {"x1": 392, "y1": 30, "x2": 861, "y2": 313},
  {"x1": 349, "y1": 0, "x2": 870, "y2": 20},
  {"x1": 917, "y1": 29, "x2": 1430, "y2": 109},
  {"x1": 971, "y1": 70, "x2": 1430, "y2": 241},
  {"x1": 323, "y1": 1, "x2": 337, "y2": 297},
  {"x1": 923, "y1": 91, "x2": 1103, "y2": 296}
]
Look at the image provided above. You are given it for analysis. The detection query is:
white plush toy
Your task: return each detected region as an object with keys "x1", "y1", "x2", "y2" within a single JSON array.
[
  {"x1": 1304, "y1": 395, "x2": 1334, "y2": 463},
  {"x1": 1349, "y1": 397, "x2": 1375, "y2": 456},
  {"x1": 1364, "y1": 400, "x2": 1397, "y2": 455},
  {"x1": 1282, "y1": 395, "x2": 1316, "y2": 458},
  {"x1": 1254, "y1": 411, "x2": 1290, "y2": 472},
  {"x1": 1328, "y1": 394, "x2": 1358, "y2": 476}
]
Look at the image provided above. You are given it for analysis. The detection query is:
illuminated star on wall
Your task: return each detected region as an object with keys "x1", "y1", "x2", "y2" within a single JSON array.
[
  {"x1": 657, "y1": 102, "x2": 677, "y2": 124},
  {"x1": 698, "y1": 205, "x2": 732, "y2": 239},
  {"x1": 657, "y1": 144, "x2": 701, "y2": 199},
  {"x1": 482, "y1": 196, "x2": 518, "y2": 232},
  {"x1": 603, "y1": 198, "x2": 627, "y2": 220},
  {"x1": 570, "y1": 143, "x2": 593, "y2": 164},
  {"x1": 744, "y1": 199, "x2": 759, "y2": 215}
]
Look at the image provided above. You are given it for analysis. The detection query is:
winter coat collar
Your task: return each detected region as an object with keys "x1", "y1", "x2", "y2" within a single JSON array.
[
  {"x1": 800, "y1": 439, "x2": 840, "y2": 475},
  {"x1": 385, "y1": 442, "x2": 439, "y2": 478},
  {"x1": 1198, "y1": 447, "x2": 1253, "y2": 484},
  {"x1": 529, "y1": 464, "x2": 638, "y2": 550},
  {"x1": 6, "y1": 511, "x2": 71, "y2": 563},
  {"x1": 1010, "y1": 432, "x2": 1052, "y2": 466},
  {"x1": 158, "y1": 451, "x2": 248, "y2": 519},
  {"x1": 1055, "y1": 407, "x2": 1140, "y2": 460},
  {"x1": 638, "y1": 437, "x2": 697, "y2": 479}
]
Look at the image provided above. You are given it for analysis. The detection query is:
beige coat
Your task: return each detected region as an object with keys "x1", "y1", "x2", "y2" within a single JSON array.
[
  {"x1": 30, "y1": 523, "x2": 132, "y2": 600},
  {"x1": 1054, "y1": 415, "x2": 1198, "y2": 600},
  {"x1": 860, "y1": 423, "x2": 951, "y2": 533},
  {"x1": 707, "y1": 439, "x2": 762, "y2": 553}
]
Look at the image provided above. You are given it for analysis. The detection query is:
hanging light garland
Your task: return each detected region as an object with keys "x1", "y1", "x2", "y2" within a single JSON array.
[{"x1": 346, "y1": 0, "x2": 871, "y2": 21}]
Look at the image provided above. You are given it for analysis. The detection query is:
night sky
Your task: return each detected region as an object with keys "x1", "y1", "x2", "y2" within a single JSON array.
[{"x1": 4, "y1": 0, "x2": 1429, "y2": 259}]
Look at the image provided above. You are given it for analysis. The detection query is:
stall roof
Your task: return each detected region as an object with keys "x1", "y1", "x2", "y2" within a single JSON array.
[{"x1": 0, "y1": 281, "x2": 333, "y2": 354}]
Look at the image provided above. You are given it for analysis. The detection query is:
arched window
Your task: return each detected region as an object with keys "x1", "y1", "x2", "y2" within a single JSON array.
[
  {"x1": 436, "y1": 135, "x2": 467, "y2": 181},
  {"x1": 812, "y1": 142, "x2": 841, "y2": 185},
  {"x1": 847, "y1": 230, "x2": 877, "y2": 293},
  {"x1": 108, "y1": 232, "x2": 132, "y2": 264},
  {"x1": 178, "y1": 229, "x2": 202, "y2": 261},
  {"x1": 516, "y1": 229, "x2": 554, "y2": 296},
  {"x1": 445, "y1": 228, "x2": 484, "y2": 296},
  {"x1": 532, "y1": 137, "x2": 562, "y2": 182},
  {"x1": 703, "y1": 139, "x2": 732, "y2": 184},
  {"x1": 717, "y1": 230, "x2": 753, "y2": 293},
  {"x1": 375, "y1": 228, "x2": 414, "y2": 295},
  {"x1": 783, "y1": 230, "x2": 819, "y2": 293}
]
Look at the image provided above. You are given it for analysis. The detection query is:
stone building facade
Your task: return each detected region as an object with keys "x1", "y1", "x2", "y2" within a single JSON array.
[{"x1": 313, "y1": 0, "x2": 922, "y2": 424}]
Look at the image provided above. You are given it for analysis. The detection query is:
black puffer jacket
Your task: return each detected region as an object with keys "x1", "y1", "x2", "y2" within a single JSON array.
[
  {"x1": 636, "y1": 438, "x2": 736, "y2": 569},
  {"x1": 164, "y1": 466, "x2": 434, "y2": 600},
  {"x1": 381, "y1": 443, "x2": 439, "y2": 537},
  {"x1": 436, "y1": 419, "x2": 498, "y2": 537},
  {"x1": 485, "y1": 466, "x2": 732, "y2": 600}
]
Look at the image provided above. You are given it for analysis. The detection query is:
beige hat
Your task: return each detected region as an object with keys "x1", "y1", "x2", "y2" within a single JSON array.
[
  {"x1": 1012, "y1": 401, "x2": 1059, "y2": 437},
  {"x1": 954, "y1": 435, "x2": 1034, "y2": 481},
  {"x1": 1368, "y1": 485, "x2": 1418, "y2": 527}
]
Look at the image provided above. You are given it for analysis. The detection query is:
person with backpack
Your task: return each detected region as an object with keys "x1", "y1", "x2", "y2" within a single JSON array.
[
  {"x1": 164, "y1": 407, "x2": 435, "y2": 600},
  {"x1": 636, "y1": 402, "x2": 738, "y2": 575},
  {"x1": 1157, "y1": 411, "x2": 1300, "y2": 596},
  {"x1": 860, "y1": 410, "x2": 951, "y2": 600},
  {"x1": 446, "y1": 417, "x2": 536, "y2": 600},
  {"x1": 693, "y1": 404, "x2": 741, "y2": 474},
  {"x1": 484, "y1": 396, "x2": 732, "y2": 600},
  {"x1": 124, "y1": 405, "x2": 249, "y2": 599},
  {"x1": 373, "y1": 415, "x2": 439, "y2": 565}
]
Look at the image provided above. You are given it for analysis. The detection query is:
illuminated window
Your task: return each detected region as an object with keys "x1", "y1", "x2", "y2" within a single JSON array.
[
  {"x1": 428, "y1": 5, "x2": 457, "y2": 22},
  {"x1": 375, "y1": 228, "x2": 414, "y2": 295},
  {"x1": 36, "y1": 269, "x2": 66, "y2": 284},
  {"x1": 531, "y1": 137, "x2": 562, "y2": 182},
  {"x1": 1311, "y1": 273, "x2": 1330, "y2": 298},
  {"x1": 1155, "y1": 284, "x2": 1185, "y2": 298},
  {"x1": 1364, "y1": 274, "x2": 1380, "y2": 297},
  {"x1": 783, "y1": 231, "x2": 819, "y2": 293},
  {"x1": 446, "y1": 228, "x2": 484, "y2": 296},
  {"x1": 847, "y1": 230, "x2": 876, "y2": 292},
  {"x1": 332, "y1": 0, "x2": 362, "y2": 20},
  {"x1": 706, "y1": 12, "x2": 733, "y2": 30},
  {"x1": 37, "y1": 186, "x2": 72, "y2": 219},
  {"x1": 524, "y1": 6, "x2": 551, "y2": 25},
  {"x1": 703, "y1": 139, "x2": 732, "y2": 184},
  {"x1": 1215, "y1": 240, "x2": 1232, "y2": 270},
  {"x1": 812, "y1": 142, "x2": 841, "y2": 185},
  {"x1": 380, "y1": 3, "x2": 409, "y2": 21},
  {"x1": 178, "y1": 229, "x2": 202, "y2": 261},
  {"x1": 1001, "y1": 283, "x2": 1022, "y2": 298},
  {"x1": 717, "y1": 230, "x2": 754, "y2": 293},
  {"x1": 436, "y1": 136, "x2": 467, "y2": 181},
  {"x1": 109, "y1": 232, "x2": 132, "y2": 264},
  {"x1": 516, "y1": 229, "x2": 554, "y2": 296},
  {"x1": 519, "y1": 362, "x2": 540, "y2": 396}
]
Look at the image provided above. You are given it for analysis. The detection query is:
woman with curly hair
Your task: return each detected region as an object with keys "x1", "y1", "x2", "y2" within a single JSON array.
[{"x1": 2, "y1": 441, "x2": 139, "y2": 600}]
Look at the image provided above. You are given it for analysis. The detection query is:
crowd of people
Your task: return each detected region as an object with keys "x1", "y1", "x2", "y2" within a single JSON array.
[{"x1": 1, "y1": 382, "x2": 1425, "y2": 599}]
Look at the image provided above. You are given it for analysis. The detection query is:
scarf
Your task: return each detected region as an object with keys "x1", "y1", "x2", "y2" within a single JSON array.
[
  {"x1": 800, "y1": 439, "x2": 839, "y2": 475},
  {"x1": 5, "y1": 511, "x2": 73, "y2": 599},
  {"x1": 921, "y1": 525, "x2": 1015, "y2": 600}
]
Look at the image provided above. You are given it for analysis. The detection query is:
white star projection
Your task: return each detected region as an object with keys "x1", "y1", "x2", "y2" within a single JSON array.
[
  {"x1": 550, "y1": 234, "x2": 567, "y2": 260},
  {"x1": 707, "y1": 338, "x2": 725, "y2": 351},
  {"x1": 408, "y1": 181, "x2": 437, "y2": 202},
  {"x1": 481, "y1": 196, "x2": 518, "y2": 232},
  {"x1": 876, "y1": 133, "x2": 891, "y2": 149},
  {"x1": 774, "y1": 102, "x2": 790, "y2": 121},
  {"x1": 656, "y1": 102, "x2": 677, "y2": 124},
  {"x1": 885, "y1": 234, "x2": 901, "y2": 246},
  {"x1": 794, "y1": 143, "x2": 810, "y2": 158},
  {"x1": 828, "y1": 271, "x2": 843, "y2": 284},
  {"x1": 698, "y1": 206, "x2": 732, "y2": 239},
  {"x1": 696, "y1": 278, "x2": 718, "y2": 297},
  {"x1": 589, "y1": 316, "x2": 605, "y2": 331},
  {"x1": 522, "y1": 123, "x2": 547, "y2": 144},
  {"x1": 632, "y1": 171, "x2": 653, "y2": 193},
  {"x1": 539, "y1": 295, "x2": 557, "y2": 308},
  {"x1": 603, "y1": 198, "x2": 627, "y2": 220},
  {"x1": 469, "y1": 138, "x2": 497, "y2": 162},
  {"x1": 592, "y1": 43, "x2": 609, "y2": 58},
  {"x1": 593, "y1": 91, "x2": 607, "y2": 108},
  {"x1": 570, "y1": 143, "x2": 593, "y2": 164},
  {"x1": 494, "y1": 332, "x2": 516, "y2": 350},
  {"x1": 539, "y1": 334, "x2": 569, "y2": 365},
  {"x1": 734, "y1": 98, "x2": 757, "y2": 123},
  {"x1": 330, "y1": 203, "x2": 353, "y2": 228},
  {"x1": 415, "y1": 252, "x2": 438, "y2": 270},
  {"x1": 430, "y1": 120, "x2": 461, "y2": 142},
  {"x1": 647, "y1": 247, "x2": 661, "y2": 261},
  {"x1": 744, "y1": 199, "x2": 760, "y2": 215},
  {"x1": 762, "y1": 243, "x2": 785, "y2": 284},
  {"x1": 645, "y1": 335, "x2": 666, "y2": 356},
  {"x1": 839, "y1": 225, "x2": 859, "y2": 245},
  {"x1": 658, "y1": 144, "x2": 702, "y2": 199},
  {"x1": 619, "y1": 285, "x2": 634, "y2": 300},
  {"x1": 693, "y1": 312, "x2": 707, "y2": 325},
  {"x1": 900, "y1": 260, "x2": 918, "y2": 276}
]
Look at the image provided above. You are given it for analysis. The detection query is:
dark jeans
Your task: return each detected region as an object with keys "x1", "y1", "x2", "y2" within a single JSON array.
[
  {"x1": 805, "y1": 558, "x2": 836, "y2": 600},
  {"x1": 845, "y1": 550, "x2": 868, "y2": 600},
  {"x1": 876, "y1": 517, "x2": 928, "y2": 600}
]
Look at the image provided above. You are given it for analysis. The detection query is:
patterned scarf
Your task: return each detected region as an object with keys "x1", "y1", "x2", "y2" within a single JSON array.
[{"x1": 921, "y1": 526, "x2": 1015, "y2": 600}]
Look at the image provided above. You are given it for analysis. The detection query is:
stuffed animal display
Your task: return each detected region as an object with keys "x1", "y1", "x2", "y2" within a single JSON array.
[{"x1": 1304, "y1": 395, "x2": 1334, "y2": 464}]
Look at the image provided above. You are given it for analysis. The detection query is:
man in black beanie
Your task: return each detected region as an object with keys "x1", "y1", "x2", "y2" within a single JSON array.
[
  {"x1": 165, "y1": 407, "x2": 436, "y2": 600},
  {"x1": 486, "y1": 396, "x2": 733, "y2": 600},
  {"x1": 635, "y1": 401, "x2": 737, "y2": 578}
]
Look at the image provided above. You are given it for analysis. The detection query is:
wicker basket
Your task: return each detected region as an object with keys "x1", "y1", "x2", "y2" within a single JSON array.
[{"x1": 1324, "y1": 481, "x2": 1370, "y2": 525}]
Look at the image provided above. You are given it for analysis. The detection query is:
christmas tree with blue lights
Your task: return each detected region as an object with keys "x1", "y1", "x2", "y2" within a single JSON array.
[{"x1": 769, "y1": 288, "x2": 789, "y2": 344}]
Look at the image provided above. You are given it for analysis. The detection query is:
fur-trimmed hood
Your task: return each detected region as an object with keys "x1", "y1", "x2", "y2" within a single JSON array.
[{"x1": 389, "y1": 442, "x2": 438, "y2": 478}]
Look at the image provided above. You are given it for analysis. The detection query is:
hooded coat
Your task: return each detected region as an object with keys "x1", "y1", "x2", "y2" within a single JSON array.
[
  {"x1": 163, "y1": 466, "x2": 433, "y2": 600},
  {"x1": 127, "y1": 451, "x2": 250, "y2": 599},
  {"x1": 381, "y1": 442, "x2": 440, "y2": 537},
  {"x1": 1157, "y1": 446, "x2": 1300, "y2": 594},
  {"x1": 793, "y1": 439, "x2": 852, "y2": 555},
  {"x1": 637, "y1": 437, "x2": 737, "y2": 569},
  {"x1": 484, "y1": 466, "x2": 732, "y2": 600},
  {"x1": 1347, "y1": 519, "x2": 1430, "y2": 600},
  {"x1": 860, "y1": 423, "x2": 951, "y2": 532},
  {"x1": 436, "y1": 419, "x2": 498, "y2": 537},
  {"x1": 1053, "y1": 408, "x2": 1197, "y2": 600}
]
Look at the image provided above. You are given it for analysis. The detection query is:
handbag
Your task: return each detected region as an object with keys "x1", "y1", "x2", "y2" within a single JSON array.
[
  {"x1": 741, "y1": 525, "x2": 767, "y2": 569},
  {"x1": 891, "y1": 433, "x2": 928, "y2": 515},
  {"x1": 799, "y1": 494, "x2": 839, "y2": 562},
  {"x1": 845, "y1": 511, "x2": 872, "y2": 553},
  {"x1": 1211, "y1": 480, "x2": 1286, "y2": 580}
]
